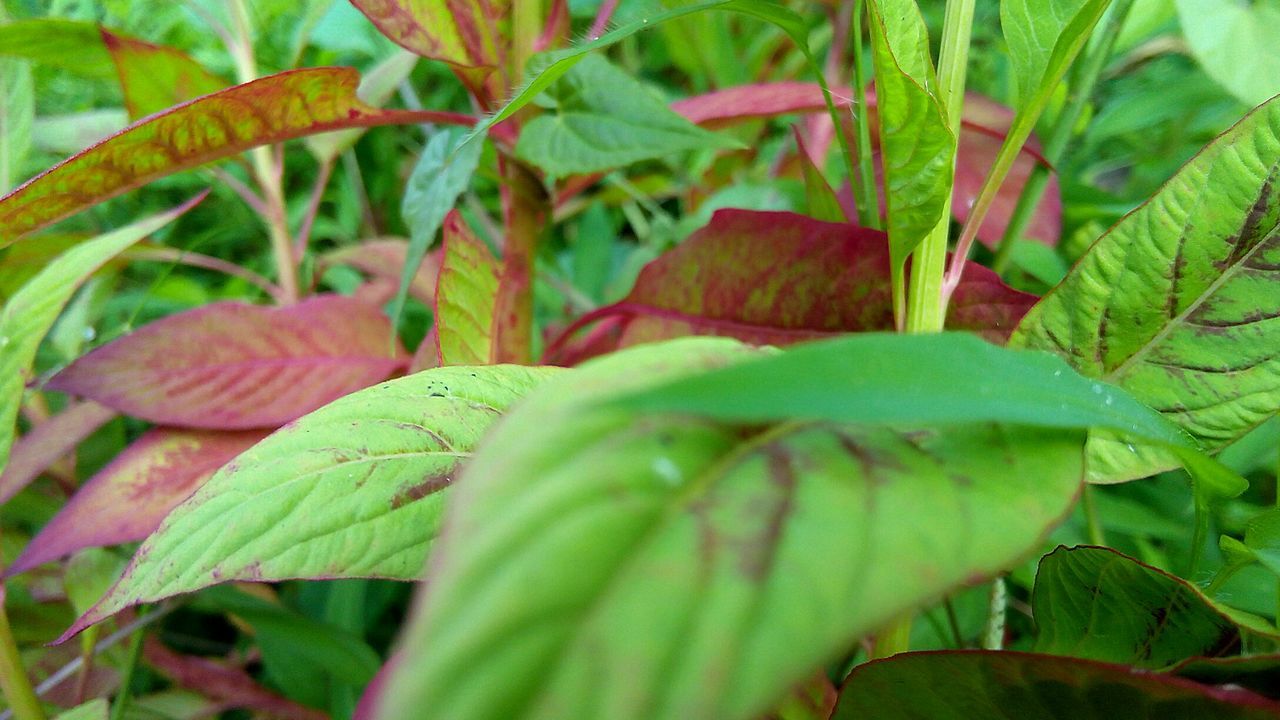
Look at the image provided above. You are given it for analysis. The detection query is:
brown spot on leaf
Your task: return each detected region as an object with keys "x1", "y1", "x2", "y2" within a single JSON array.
[{"x1": 390, "y1": 473, "x2": 452, "y2": 509}]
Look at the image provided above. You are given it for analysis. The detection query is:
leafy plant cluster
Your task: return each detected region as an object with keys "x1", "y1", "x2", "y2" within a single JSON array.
[{"x1": 2, "y1": 0, "x2": 1280, "y2": 718}]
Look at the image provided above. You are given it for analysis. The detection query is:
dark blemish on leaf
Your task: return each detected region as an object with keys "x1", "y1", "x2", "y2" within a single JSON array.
[
  {"x1": 390, "y1": 473, "x2": 452, "y2": 509},
  {"x1": 429, "y1": 392, "x2": 445, "y2": 398},
  {"x1": 1224, "y1": 165, "x2": 1280, "y2": 268}
]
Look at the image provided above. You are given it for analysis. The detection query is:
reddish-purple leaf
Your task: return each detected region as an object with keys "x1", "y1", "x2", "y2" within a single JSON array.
[
  {"x1": 673, "y1": 83, "x2": 1061, "y2": 247},
  {"x1": 545, "y1": 210, "x2": 1035, "y2": 363},
  {"x1": 0, "y1": 67, "x2": 475, "y2": 244},
  {"x1": 833, "y1": 650, "x2": 1280, "y2": 719},
  {"x1": 0, "y1": 401, "x2": 116, "y2": 506},
  {"x1": 100, "y1": 28, "x2": 227, "y2": 120},
  {"x1": 6, "y1": 427, "x2": 266, "y2": 576},
  {"x1": 322, "y1": 239, "x2": 442, "y2": 306},
  {"x1": 349, "y1": 0, "x2": 509, "y2": 70},
  {"x1": 47, "y1": 295, "x2": 408, "y2": 429}
]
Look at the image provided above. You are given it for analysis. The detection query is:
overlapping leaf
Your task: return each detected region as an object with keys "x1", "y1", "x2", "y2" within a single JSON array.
[
  {"x1": 0, "y1": 42, "x2": 32, "y2": 193},
  {"x1": 0, "y1": 19, "x2": 115, "y2": 78},
  {"x1": 833, "y1": 651, "x2": 1280, "y2": 719},
  {"x1": 0, "y1": 400, "x2": 115, "y2": 505},
  {"x1": 1032, "y1": 546, "x2": 1244, "y2": 668},
  {"x1": 7, "y1": 428, "x2": 267, "y2": 576},
  {"x1": 374, "y1": 338, "x2": 1086, "y2": 720},
  {"x1": 63, "y1": 364, "x2": 561, "y2": 639},
  {"x1": 867, "y1": 0, "x2": 955, "y2": 268},
  {"x1": 546, "y1": 210, "x2": 1036, "y2": 363},
  {"x1": 434, "y1": 211, "x2": 499, "y2": 366},
  {"x1": 0, "y1": 197, "x2": 201, "y2": 474},
  {"x1": 47, "y1": 294, "x2": 407, "y2": 429},
  {"x1": 99, "y1": 28, "x2": 226, "y2": 119},
  {"x1": 349, "y1": 0, "x2": 509, "y2": 69},
  {"x1": 515, "y1": 54, "x2": 740, "y2": 177},
  {"x1": 321, "y1": 239, "x2": 441, "y2": 306},
  {"x1": 1012, "y1": 95, "x2": 1280, "y2": 482},
  {"x1": 0, "y1": 67, "x2": 471, "y2": 244}
]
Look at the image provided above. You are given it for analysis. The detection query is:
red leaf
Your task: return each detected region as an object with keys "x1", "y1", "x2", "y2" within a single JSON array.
[
  {"x1": 322, "y1": 239, "x2": 442, "y2": 306},
  {"x1": 545, "y1": 210, "x2": 1036, "y2": 363},
  {"x1": 0, "y1": 401, "x2": 116, "y2": 505},
  {"x1": 673, "y1": 84, "x2": 1061, "y2": 247},
  {"x1": 47, "y1": 295, "x2": 408, "y2": 429},
  {"x1": 350, "y1": 0, "x2": 509, "y2": 70},
  {"x1": 0, "y1": 67, "x2": 475, "y2": 244},
  {"x1": 6, "y1": 427, "x2": 266, "y2": 576},
  {"x1": 100, "y1": 27, "x2": 227, "y2": 120}
]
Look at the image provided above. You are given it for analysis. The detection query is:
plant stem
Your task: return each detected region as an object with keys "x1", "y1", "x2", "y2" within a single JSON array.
[
  {"x1": 226, "y1": 0, "x2": 299, "y2": 305},
  {"x1": 848, "y1": 0, "x2": 879, "y2": 230},
  {"x1": 0, "y1": 587, "x2": 44, "y2": 720},
  {"x1": 590, "y1": 0, "x2": 620, "y2": 39},
  {"x1": 991, "y1": 0, "x2": 1137, "y2": 273},
  {"x1": 1081, "y1": 483, "x2": 1106, "y2": 546},
  {"x1": 109, "y1": 610, "x2": 147, "y2": 720},
  {"x1": 512, "y1": 0, "x2": 543, "y2": 80},
  {"x1": 983, "y1": 577, "x2": 1007, "y2": 650},
  {"x1": 903, "y1": 0, "x2": 973, "y2": 335},
  {"x1": 492, "y1": 158, "x2": 548, "y2": 364}
]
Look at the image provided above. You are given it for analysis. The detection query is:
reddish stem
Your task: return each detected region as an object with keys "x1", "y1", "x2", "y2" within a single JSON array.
[{"x1": 590, "y1": 0, "x2": 620, "y2": 39}]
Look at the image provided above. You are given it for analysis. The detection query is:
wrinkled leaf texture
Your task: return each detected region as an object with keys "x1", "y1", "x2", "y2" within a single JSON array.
[{"x1": 434, "y1": 211, "x2": 499, "y2": 365}]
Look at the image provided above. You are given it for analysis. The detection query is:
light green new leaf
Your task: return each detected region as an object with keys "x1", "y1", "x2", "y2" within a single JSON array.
[
  {"x1": 0, "y1": 197, "x2": 202, "y2": 476},
  {"x1": 435, "y1": 212, "x2": 499, "y2": 365},
  {"x1": 867, "y1": 0, "x2": 956, "y2": 269},
  {"x1": 1033, "y1": 546, "x2": 1244, "y2": 668},
  {"x1": 1012, "y1": 95, "x2": 1280, "y2": 482},
  {"x1": 1175, "y1": 0, "x2": 1280, "y2": 108},
  {"x1": 376, "y1": 337, "x2": 1086, "y2": 720},
  {"x1": 0, "y1": 52, "x2": 32, "y2": 193},
  {"x1": 395, "y1": 126, "x2": 485, "y2": 326},
  {"x1": 1001, "y1": 0, "x2": 1110, "y2": 108},
  {"x1": 516, "y1": 54, "x2": 740, "y2": 176},
  {"x1": 64, "y1": 364, "x2": 561, "y2": 638}
]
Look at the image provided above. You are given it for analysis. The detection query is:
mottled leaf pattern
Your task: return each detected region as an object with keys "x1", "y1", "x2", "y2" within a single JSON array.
[
  {"x1": 100, "y1": 28, "x2": 226, "y2": 120},
  {"x1": 375, "y1": 338, "x2": 1085, "y2": 720},
  {"x1": 7, "y1": 428, "x2": 267, "y2": 575},
  {"x1": 434, "y1": 211, "x2": 498, "y2": 365},
  {"x1": 833, "y1": 651, "x2": 1280, "y2": 719},
  {"x1": 0, "y1": 68, "x2": 467, "y2": 244},
  {"x1": 64, "y1": 364, "x2": 561, "y2": 638},
  {"x1": 47, "y1": 295, "x2": 407, "y2": 429},
  {"x1": 349, "y1": 0, "x2": 508, "y2": 69},
  {"x1": 1012, "y1": 96, "x2": 1280, "y2": 482}
]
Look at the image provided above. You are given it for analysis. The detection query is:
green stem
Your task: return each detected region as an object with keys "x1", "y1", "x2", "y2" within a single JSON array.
[
  {"x1": 991, "y1": 0, "x2": 1137, "y2": 273},
  {"x1": 0, "y1": 587, "x2": 44, "y2": 720},
  {"x1": 903, "y1": 0, "x2": 973, "y2": 335},
  {"x1": 983, "y1": 577, "x2": 1007, "y2": 650},
  {"x1": 848, "y1": 0, "x2": 880, "y2": 229},
  {"x1": 1081, "y1": 483, "x2": 1106, "y2": 546},
  {"x1": 109, "y1": 613, "x2": 147, "y2": 720},
  {"x1": 1188, "y1": 492, "x2": 1209, "y2": 579}
]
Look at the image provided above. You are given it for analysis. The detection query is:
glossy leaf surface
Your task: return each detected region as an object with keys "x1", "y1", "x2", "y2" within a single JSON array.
[
  {"x1": 376, "y1": 338, "x2": 1085, "y2": 720},
  {"x1": 64, "y1": 364, "x2": 561, "y2": 638},
  {"x1": 47, "y1": 295, "x2": 407, "y2": 430},
  {"x1": 0, "y1": 197, "x2": 200, "y2": 474},
  {"x1": 0, "y1": 68, "x2": 461, "y2": 244},
  {"x1": 1032, "y1": 546, "x2": 1240, "y2": 668},
  {"x1": 100, "y1": 28, "x2": 226, "y2": 119},
  {"x1": 434, "y1": 211, "x2": 498, "y2": 365},
  {"x1": 833, "y1": 651, "x2": 1280, "y2": 719},
  {"x1": 867, "y1": 0, "x2": 955, "y2": 267},
  {"x1": 1012, "y1": 95, "x2": 1280, "y2": 482},
  {"x1": 546, "y1": 210, "x2": 1035, "y2": 363},
  {"x1": 0, "y1": 401, "x2": 115, "y2": 506},
  {"x1": 7, "y1": 428, "x2": 267, "y2": 576},
  {"x1": 516, "y1": 54, "x2": 739, "y2": 177}
]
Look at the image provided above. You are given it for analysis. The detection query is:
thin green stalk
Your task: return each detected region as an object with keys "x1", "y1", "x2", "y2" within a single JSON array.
[
  {"x1": 904, "y1": 0, "x2": 974, "y2": 335},
  {"x1": 848, "y1": 0, "x2": 879, "y2": 230},
  {"x1": 0, "y1": 588, "x2": 44, "y2": 720},
  {"x1": 108, "y1": 613, "x2": 147, "y2": 720},
  {"x1": 1081, "y1": 483, "x2": 1106, "y2": 546},
  {"x1": 983, "y1": 577, "x2": 1007, "y2": 650},
  {"x1": 991, "y1": 0, "x2": 1137, "y2": 273},
  {"x1": 1188, "y1": 494, "x2": 1209, "y2": 579}
]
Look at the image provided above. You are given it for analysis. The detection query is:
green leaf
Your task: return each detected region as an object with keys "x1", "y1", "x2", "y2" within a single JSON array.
[
  {"x1": 0, "y1": 19, "x2": 115, "y2": 78},
  {"x1": 793, "y1": 129, "x2": 846, "y2": 223},
  {"x1": 515, "y1": 54, "x2": 739, "y2": 176},
  {"x1": 1175, "y1": 0, "x2": 1280, "y2": 107},
  {"x1": 866, "y1": 0, "x2": 956, "y2": 268},
  {"x1": 63, "y1": 364, "x2": 561, "y2": 639},
  {"x1": 435, "y1": 211, "x2": 499, "y2": 365},
  {"x1": 52, "y1": 699, "x2": 108, "y2": 720},
  {"x1": 833, "y1": 650, "x2": 1280, "y2": 719},
  {"x1": 1001, "y1": 0, "x2": 1112, "y2": 110},
  {"x1": 1032, "y1": 546, "x2": 1243, "y2": 668},
  {"x1": 374, "y1": 337, "x2": 1086, "y2": 720},
  {"x1": 0, "y1": 50, "x2": 32, "y2": 193},
  {"x1": 0, "y1": 196, "x2": 203, "y2": 477},
  {"x1": 396, "y1": 126, "x2": 485, "y2": 327},
  {"x1": 1012, "y1": 94, "x2": 1280, "y2": 483}
]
